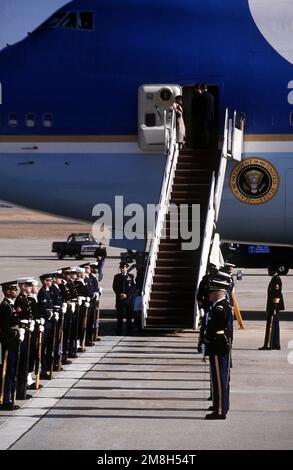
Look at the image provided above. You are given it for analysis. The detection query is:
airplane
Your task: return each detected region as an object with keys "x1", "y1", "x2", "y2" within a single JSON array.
[{"x1": 0, "y1": 0, "x2": 293, "y2": 251}]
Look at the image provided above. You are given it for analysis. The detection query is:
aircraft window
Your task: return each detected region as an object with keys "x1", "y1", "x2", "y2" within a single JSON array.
[
  {"x1": 26, "y1": 113, "x2": 35, "y2": 128},
  {"x1": 41, "y1": 12, "x2": 66, "y2": 29},
  {"x1": 43, "y1": 113, "x2": 53, "y2": 128},
  {"x1": 78, "y1": 13, "x2": 94, "y2": 30},
  {"x1": 8, "y1": 113, "x2": 18, "y2": 127},
  {"x1": 60, "y1": 13, "x2": 77, "y2": 29}
]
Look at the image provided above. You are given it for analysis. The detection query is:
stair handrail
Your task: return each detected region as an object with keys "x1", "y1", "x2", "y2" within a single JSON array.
[
  {"x1": 193, "y1": 172, "x2": 216, "y2": 330},
  {"x1": 141, "y1": 107, "x2": 178, "y2": 326},
  {"x1": 214, "y1": 108, "x2": 229, "y2": 221}
]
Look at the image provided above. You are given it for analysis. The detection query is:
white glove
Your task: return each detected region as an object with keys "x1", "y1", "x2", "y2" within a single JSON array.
[
  {"x1": 48, "y1": 310, "x2": 54, "y2": 320},
  {"x1": 71, "y1": 302, "x2": 76, "y2": 313},
  {"x1": 62, "y1": 302, "x2": 67, "y2": 314},
  {"x1": 78, "y1": 296, "x2": 85, "y2": 306},
  {"x1": 94, "y1": 292, "x2": 100, "y2": 300},
  {"x1": 18, "y1": 328, "x2": 25, "y2": 342},
  {"x1": 54, "y1": 312, "x2": 59, "y2": 321},
  {"x1": 85, "y1": 302, "x2": 90, "y2": 308},
  {"x1": 39, "y1": 325, "x2": 44, "y2": 333},
  {"x1": 20, "y1": 319, "x2": 29, "y2": 325},
  {"x1": 40, "y1": 318, "x2": 45, "y2": 325},
  {"x1": 86, "y1": 297, "x2": 91, "y2": 303},
  {"x1": 98, "y1": 287, "x2": 103, "y2": 295},
  {"x1": 199, "y1": 308, "x2": 205, "y2": 318},
  {"x1": 29, "y1": 320, "x2": 35, "y2": 332}
]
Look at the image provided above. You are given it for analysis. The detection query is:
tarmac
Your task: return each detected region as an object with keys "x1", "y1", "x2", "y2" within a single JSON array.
[{"x1": 0, "y1": 214, "x2": 292, "y2": 450}]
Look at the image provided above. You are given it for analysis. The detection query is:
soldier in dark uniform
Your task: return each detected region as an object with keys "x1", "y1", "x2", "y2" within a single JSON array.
[
  {"x1": 0, "y1": 281, "x2": 21, "y2": 410},
  {"x1": 14, "y1": 280, "x2": 36, "y2": 399},
  {"x1": 26, "y1": 279, "x2": 42, "y2": 390},
  {"x1": 51, "y1": 272, "x2": 64, "y2": 370},
  {"x1": 204, "y1": 279, "x2": 232, "y2": 420},
  {"x1": 197, "y1": 263, "x2": 219, "y2": 353},
  {"x1": 259, "y1": 266, "x2": 285, "y2": 350},
  {"x1": 38, "y1": 274, "x2": 55, "y2": 379},
  {"x1": 59, "y1": 268, "x2": 74, "y2": 365},
  {"x1": 200, "y1": 84, "x2": 215, "y2": 147},
  {"x1": 112, "y1": 262, "x2": 135, "y2": 335},
  {"x1": 89, "y1": 262, "x2": 102, "y2": 342}
]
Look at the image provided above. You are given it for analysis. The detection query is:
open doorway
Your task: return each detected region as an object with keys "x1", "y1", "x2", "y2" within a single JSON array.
[{"x1": 182, "y1": 84, "x2": 219, "y2": 150}]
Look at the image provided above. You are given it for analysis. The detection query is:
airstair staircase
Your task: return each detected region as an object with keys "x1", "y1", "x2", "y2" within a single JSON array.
[{"x1": 141, "y1": 108, "x2": 244, "y2": 330}]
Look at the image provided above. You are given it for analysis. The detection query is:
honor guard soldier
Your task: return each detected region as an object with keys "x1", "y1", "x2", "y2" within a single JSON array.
[
  {"x1": 26, "y1": 279, "x2": 42, "y2": 390},
  {"x1": 51, "y1": 272, "x2": 65, "y2": 370},
  {"x1": 259, "y1": 266, "x2": 285, "y2": 350},
  {"x1": 112, "y1": 262, "x2": 135, "y2": 335},
  {"x1": 204, "y1": 279, "x2": 232, "y2": 420},
  {"x1": 38, "y1": 274, "x2": 55, "y2": 379},
  {"x1": 89, "y1": 262, "x2": 102, "y2": 342},
  {"x1": 59, "y1": 267, "x2": 74, "y2": 365},
  {"x1": 197, "y1": 263, "x2": 219, "y2": 353},
  {"x1": 80, "y1": 262, "x2": 100, "y2": 344},
  {"x1": 0, "y1": 281, "x2": 22, "y2": 410},
  {"x1": 14, "y1": 279, "x2": 37, "y2": 400}
]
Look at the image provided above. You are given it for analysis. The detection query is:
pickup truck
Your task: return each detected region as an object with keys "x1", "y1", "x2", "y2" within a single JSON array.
[{"x1": 52, "y1": 233, "x2": 98, "y2": 260}]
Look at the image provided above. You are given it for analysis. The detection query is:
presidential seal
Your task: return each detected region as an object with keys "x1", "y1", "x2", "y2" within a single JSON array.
[{"x1": 230, "y1": 158, "x2": 279, "y2": 205}]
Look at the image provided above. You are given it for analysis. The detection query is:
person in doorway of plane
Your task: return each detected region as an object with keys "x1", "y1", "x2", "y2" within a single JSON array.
[{"x1": 172, "y1": 95, "x2": 186, "y2": 149}]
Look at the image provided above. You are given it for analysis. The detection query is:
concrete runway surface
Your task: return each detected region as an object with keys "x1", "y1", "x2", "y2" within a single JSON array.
[{"x1": 0, "y1": 212, "x2": 292, "y2": 450}]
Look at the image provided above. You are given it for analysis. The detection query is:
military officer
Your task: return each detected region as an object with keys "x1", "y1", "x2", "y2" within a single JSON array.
[
  {"x1": 0, "y1": 281, "x2": 21, "y2": 410},
  {"x1": 14, "y1": 280, "x2": 36, "y2": 399},
  {"x1": 59, "y1": 267, "x2": 74, "y2": 364},
  {"x1": 204, "y1": 279, "x2": 232, "y2": 420},
  {"x1": 38, "y1": 274, "x2": 55, "y2": 379},
  {"x1": 196, "y1": 263, "x2": 218, "y2": 353},
  {"x1": 112, "y1": 262, "x2": 135, "y2": 335},
  {"x1": 259, "y1": 266, "x2": 285, "y2": 350},
  {"x1": 51, "y1": 272, "x2": 64, "y2": 370}
]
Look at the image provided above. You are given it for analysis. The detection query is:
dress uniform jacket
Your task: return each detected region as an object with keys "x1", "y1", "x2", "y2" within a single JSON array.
[
  {"x1": 204, "y1": 298, "x2": 232, "y2": 418},
  {"x1": 266, "y1": 274, "x2": 284, "y2": 312},
  {"x1": 0, "y1": 298, "x2": 19, "y2": 351},
  {"x1": 112, "y1": 273, "x2": 135, "y2": 306}
]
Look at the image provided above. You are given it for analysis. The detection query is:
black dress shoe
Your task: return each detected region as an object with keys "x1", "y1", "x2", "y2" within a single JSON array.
[
  {"x1": 258, "y1": 346, "x2": 271, "y2": 350},
  {"x1": 95, "y1": 337, "x2": 101, "y2": 342},
  {"x1": 25, "y1": 394, "x2": 33, "y2": 400},
  {"x1": 53, "y1": 366, "x2": 64, "y2": 371},
  {"x1": 27, "y1": 383, "x2": 43, "y2": 390},
  {"x1": 205, "y1": 412, "x2": 226, "y2": 420},
  {"x1": 0, "y1": 403, "x2": 20, "y2": 411},
  {"x1": 40, "y1": 373, "x2": 51, "y2": 380},
  {"x1": 62, "y1": 360, "x2": 72, "y2": 365},
  {"x1": 208, "y1": 405, "x2": 214, "y2": 411},
  {"x1": 207, "y1": 395, "x2": 213, "y2": 401}
]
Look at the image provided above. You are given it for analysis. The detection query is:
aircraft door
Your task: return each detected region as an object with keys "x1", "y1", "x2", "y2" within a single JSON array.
[{"x1": 138, "y1": 84, "x2": 182, "y2": 152}]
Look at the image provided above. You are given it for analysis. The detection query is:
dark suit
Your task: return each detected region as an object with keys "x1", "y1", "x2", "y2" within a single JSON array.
[
  {"x1": 112, "y1": 273, "x2": 135, "y2": 335},
  {"x1": 37, "y1": 287, "x2": 54, "y2": 375},
  {"x1": 204, "y1": 298, "x2": 231, "y2": 418},
  {"x1": 263, "y1": 274, "x2": 284, "y2": 349},
  {"x1": 196, "y1": 274, "x2": 211, "y2": 353},
  {"x1": 201, "y1": 90, "x2": 215, "y2": 146},
  {"x1": 14, "y1": 293, "x2": 36, "y2": 399},
  {"x1": 0, "y1": 298, "x2": 19, "y2": 405}
]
